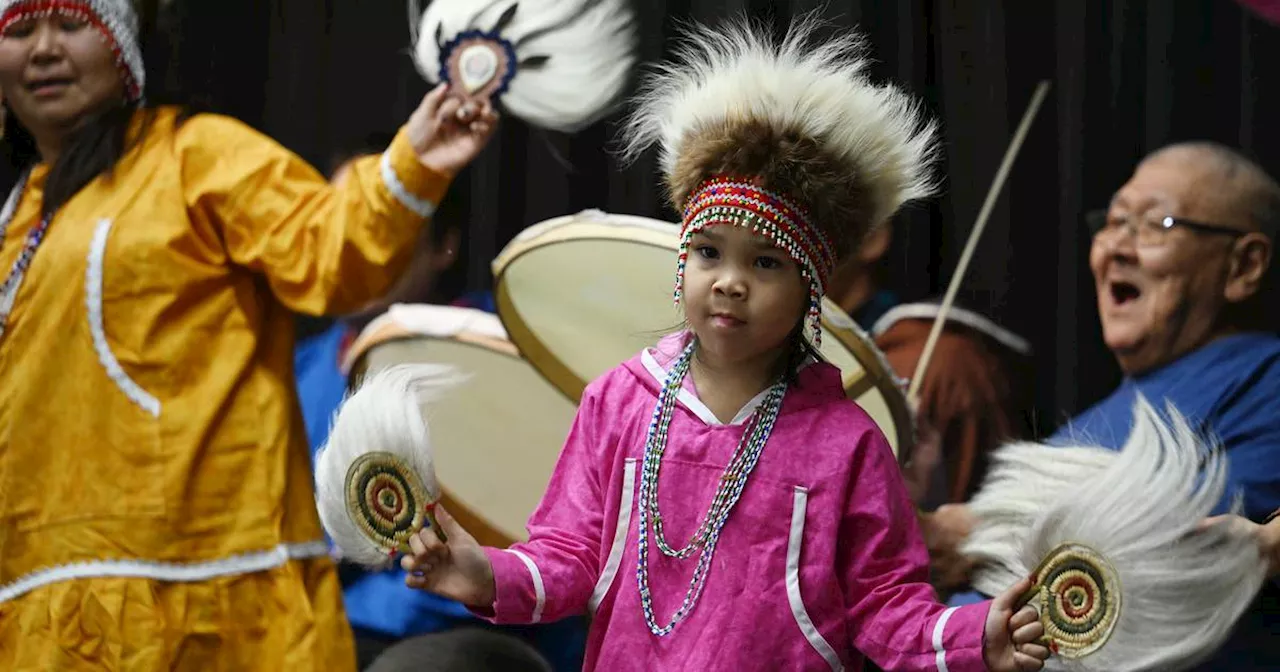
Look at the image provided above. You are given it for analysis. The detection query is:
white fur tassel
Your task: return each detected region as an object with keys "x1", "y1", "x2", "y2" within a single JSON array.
[
  {"x1": 314, "y1": 364, "x2": 467, "y2": 569},
  {"x1": 410, "y1": 0, "x2": 638, "y2": 133},
  {"x1": 964, "y1": 396, "x2": 1267, "y2": 671},
  {"x1": 617, "y1": 13, "x2": 940, "y2": 226}
]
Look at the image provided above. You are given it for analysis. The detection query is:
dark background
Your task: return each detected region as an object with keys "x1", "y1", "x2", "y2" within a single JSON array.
[{"x1": 146, "y1": 0, "x2": 1280, "y2": 434}]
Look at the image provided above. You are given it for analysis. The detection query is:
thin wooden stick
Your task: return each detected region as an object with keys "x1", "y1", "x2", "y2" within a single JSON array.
[{"x1": 907, "y1": 81, "x2": 1052, "y2": 405}]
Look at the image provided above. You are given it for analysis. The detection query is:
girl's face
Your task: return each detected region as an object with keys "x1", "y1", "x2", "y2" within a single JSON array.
[
  {"x1": 682, "y1": 225, "x2": 809, "y2": 367},
  {"x1": 0, "y1": 12, "x2": 125, "y2": 140}
]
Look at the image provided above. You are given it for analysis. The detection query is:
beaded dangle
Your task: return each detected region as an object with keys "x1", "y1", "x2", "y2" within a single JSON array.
[
  {"x1": 674, "y1": 177, "x2": 835, "y2": 346},
  {"x1": 634, "y1": 338, "x2": 788, "y2": 636},
  {"x1": 0, "y1": 171, "x2": 40, "y2": 342}
]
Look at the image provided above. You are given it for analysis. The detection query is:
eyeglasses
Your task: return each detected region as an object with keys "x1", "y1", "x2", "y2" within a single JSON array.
[{"x1": 1085, "y1": 209, "x2": 1245, "y2": 247}]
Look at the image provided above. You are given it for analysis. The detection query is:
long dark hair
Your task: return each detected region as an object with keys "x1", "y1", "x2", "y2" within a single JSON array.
[{"x1": 1, "y1": 0, "x2": 191, "y2": 217}]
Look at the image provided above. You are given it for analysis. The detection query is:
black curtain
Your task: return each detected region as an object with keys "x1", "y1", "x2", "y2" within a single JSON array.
[{"x1": 245, "y1": 0, "x2": 1279, "y2": 433}]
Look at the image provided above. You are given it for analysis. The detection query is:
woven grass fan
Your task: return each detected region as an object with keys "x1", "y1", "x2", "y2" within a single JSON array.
[
  {"x1": 963, "y1": 396, "x2": 1267, "y2": 671},
  {"x1": 314, "y1": 364, "x2": 466, "y2": 569}
]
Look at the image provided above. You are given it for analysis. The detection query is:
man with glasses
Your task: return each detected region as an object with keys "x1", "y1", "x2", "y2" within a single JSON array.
[{"x1": 924, "y1": 141, "x2": 1280, "y2": 669}]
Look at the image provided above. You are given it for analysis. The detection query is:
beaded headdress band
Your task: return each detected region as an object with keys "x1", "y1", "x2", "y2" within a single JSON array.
[
  {"x1": 676, "y1": 176, "x2": 837, "y2": 344},
  {"x1": 0, "y1": 0, "x2": 145, "y2": 101}
]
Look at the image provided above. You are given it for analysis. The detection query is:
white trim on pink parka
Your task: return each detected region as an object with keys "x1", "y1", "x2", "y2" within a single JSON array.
[
  {"x1": 507, "y1": 549, "x2": 545, "y2": 623},
  {"x1": 589, "y1": 458, "x2": 637, "y2": 614},
  {"x1": 786, "y1": 486, "x2": 844, "y2": 671},
  {"x1": 932, "y1": 606, "x2": 960, "y2": 672}
]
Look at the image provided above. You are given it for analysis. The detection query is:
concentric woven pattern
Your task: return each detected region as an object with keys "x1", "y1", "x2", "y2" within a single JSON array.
[
  {"x1": 345, "y1": 452, "x2": 432, "y2": 553},
  {"x1": 1027, "y1": 543, "x2": 1121, "y2": 659}
]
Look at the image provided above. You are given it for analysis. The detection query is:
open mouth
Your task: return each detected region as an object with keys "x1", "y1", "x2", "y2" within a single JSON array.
[{"x1": 1109, "y1": 281, "x2": 1141, "y2": 305}]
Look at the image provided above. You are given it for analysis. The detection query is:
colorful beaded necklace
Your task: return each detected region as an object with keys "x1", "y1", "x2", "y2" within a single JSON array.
[
  {"x1": 635, "y1": 337, "x2": 787, "y2": 636},
  {"x1": 0, "y1": 171, "x2": 47, "y2": 342}
]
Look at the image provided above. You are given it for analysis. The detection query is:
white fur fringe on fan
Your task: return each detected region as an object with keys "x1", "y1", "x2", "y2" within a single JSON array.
[
  {"x1": 409, "y1": 0, "x2": 638, "y2": 133},
  {"x1": 315, "y1": 364, "x2": 467, "y2": 570},
  {"x1": 962, "y1": 395, "x2": 1267, "y2": 671}
]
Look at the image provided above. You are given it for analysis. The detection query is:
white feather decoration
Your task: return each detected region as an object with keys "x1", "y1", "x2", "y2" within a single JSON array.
[
  {"x1": 617, "y1": 12, "x2": 940, "y2": 228},
  {"x1": 314, "y1": 363, "x2": 468, "y2": 569},
  {"x1": 410, "y1": 0, "x2": 638, "y2": 133},
  {"x1": 964, "y1": 442, "x2": 1119, "y2": 592},
  {"x1": 963, "y1": 395, "x2": 1267, "y2": 671}
]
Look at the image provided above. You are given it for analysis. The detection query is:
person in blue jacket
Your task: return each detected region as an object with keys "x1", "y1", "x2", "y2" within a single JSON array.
[{"x1": 925, "y1": 141, "x2": 1280, "y2": 670}]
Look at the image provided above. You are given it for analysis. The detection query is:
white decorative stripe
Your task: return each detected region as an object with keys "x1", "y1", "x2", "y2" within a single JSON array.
[
  {"x1": 508, "y1": 549, "x2": 545, "y2": 623},
  {"x1": 0, "y1": 541, "x2": 330, "y2": 605},
  {"x1": 785, "y1": 486, "x2": 843, "y2": 671},
  {"x1": 870, "y1": 303, "x2": 1032, "y2": 356},
  {"x1": 86, "y1": 219, "x2": 160, "y2": 417},
  {"x1": 589, "y1": 458, "x2": 637, "y2": 614},
  {"x1": 380, "y1": 152, "x2": 437, "y2": 218},
  {"x1": 932, "y1": 606, "x2": 959, "y2": 672}
]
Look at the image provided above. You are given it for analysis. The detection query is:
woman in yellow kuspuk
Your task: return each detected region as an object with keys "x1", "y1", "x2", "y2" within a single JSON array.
[{"x1": 0, "y1": 0, "x2": 497, "y2": 669}]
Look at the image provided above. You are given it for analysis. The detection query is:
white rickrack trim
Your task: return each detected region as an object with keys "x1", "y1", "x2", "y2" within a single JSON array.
[
  {"x1": 0, "y1": 540, "x2": 330, "y2": 604},
  {"x1": 86, "y1": 219, "x2": 160, "y2": 418},
  {"x1": 379, "y1": 152, "x2": 437, "y2": 218}
]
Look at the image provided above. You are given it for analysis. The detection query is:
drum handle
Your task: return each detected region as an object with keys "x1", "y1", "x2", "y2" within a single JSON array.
[{"x1": 908, "y1": 81, "x2": 1051, "y2": 405}]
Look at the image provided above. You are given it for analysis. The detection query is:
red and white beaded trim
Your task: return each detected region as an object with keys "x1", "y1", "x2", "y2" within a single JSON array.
[
  {"x1": 676, "y1": 177, "x2": 836, "y2": 344},
  {"x1": 0, "y1": 0, "x2": 144, "y2": 101}
]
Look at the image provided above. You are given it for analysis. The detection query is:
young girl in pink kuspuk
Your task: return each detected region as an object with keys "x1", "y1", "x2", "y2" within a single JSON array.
[{"x1": 402, "y1": 15, "x2": 1050, "y2": 672}]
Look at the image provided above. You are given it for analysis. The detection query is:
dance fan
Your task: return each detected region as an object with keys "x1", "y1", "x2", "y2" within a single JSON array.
[
  {"x1": 408, "y1": 0, "x2": 638, "y2": 133},
  {"x1": 314, "y1": 364, "x2": 466, "y2": 568},
  {"x1": 963, "y1": 396, "x2": 1268, "y2": 671}
]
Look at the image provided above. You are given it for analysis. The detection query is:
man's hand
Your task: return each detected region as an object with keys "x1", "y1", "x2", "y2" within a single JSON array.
[
  {"x1": 919, "y1": 503, "x2": 977, "y2": 590},
  {"x1": 1199, "y1": 511, "x2": 1280, "y2": 578}
]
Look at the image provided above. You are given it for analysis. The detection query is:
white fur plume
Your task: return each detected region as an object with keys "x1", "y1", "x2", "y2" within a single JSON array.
[
  {"x1": 964, "y1": 396, "x2": 1267, "y2": 671},
  {"x1": 618, "y1": 12, "x2": 940, "y2": 227},
  {"x1": 314, "y1": 364, "x2": 468, "y2": 569},
  {"x1": 964, "y1": 442, "x2": 1119, "y2": 591},
  {"x1": 410, "y1": 0, "x2": 638, "y2": 133}
]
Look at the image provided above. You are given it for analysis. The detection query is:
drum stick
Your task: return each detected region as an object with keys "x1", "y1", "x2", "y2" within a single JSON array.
[{"x1": 907, "y1": 81, "x2": 1051, "y2": 406}]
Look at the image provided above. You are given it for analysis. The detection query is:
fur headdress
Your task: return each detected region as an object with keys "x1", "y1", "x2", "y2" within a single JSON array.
[
  {"x1": 409, "y1": 0, "x2": 638, "y2": 134},
  {"x1": 963, "y1": 396, "x2": 1267, "y2": 671},
  {"x1": 619, "y1": 14, "x2": 939, "y2": 342},
  {"x1": 0, "y1": 0, "x2": 144, "y2": 100}
]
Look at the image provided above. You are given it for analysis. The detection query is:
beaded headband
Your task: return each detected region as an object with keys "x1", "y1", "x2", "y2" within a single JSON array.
[
  {"x1": 0, "y1": 0, "x2": 145, "y2": 101},
  {"x1": 676, "y1": 177, "x2": 837, "y2": 344}
]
